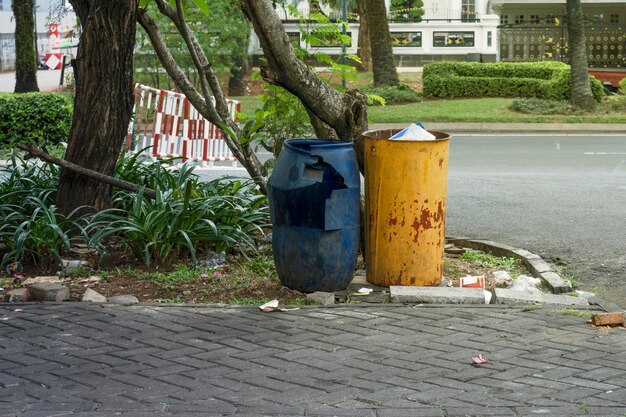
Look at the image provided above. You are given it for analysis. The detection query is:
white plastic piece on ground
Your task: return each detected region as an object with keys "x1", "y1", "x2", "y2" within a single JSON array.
[
  {"x1": 484, "y1": 290, "x2": 493, "y2": 304},
  {"x1": 358, "y1": 288, "x2": 373, "y2": 294},
  {"x1": 507, "y1": 275, "x2": 542, "y2": 294},
  {"x1": 389, "y1": 123, "x2": 436, "y2": 141},
  {"x1": 258, "y1": 299, "x2": 279, "y2": 311}
]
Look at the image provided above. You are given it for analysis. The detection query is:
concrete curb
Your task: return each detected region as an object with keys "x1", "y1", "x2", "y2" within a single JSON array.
[
  {"x1": 446, "y1": 237, "x2": 572, "y2": 294},
  {"x1": 372, "y1": 122, "x2": 626, "y2": 133}
]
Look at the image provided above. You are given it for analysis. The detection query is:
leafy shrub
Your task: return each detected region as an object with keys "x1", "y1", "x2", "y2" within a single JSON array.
[
  {"x1": 0, "y1": 93, "x2": 73, "y2": 147},
  {"x1": 361, "y1": 83, "x2": 422, "y2": 106},
  {"x1": 87, "y1": 177, "x2": 269, "y2": 267},
  {"x1": 509, "y1": 98, "x2": 577, "y2": 115},
  {"x1": 0, "y1": 153, "x2": 269, "y2": 270},
  {"x1": 422, "y1": 61, "x2": 604, "y2": 103},
  {"x1": 606, "y1": 78, "x2": 626, "y2": 111},
  {"x1": 256, "y1": 84, "x2": 314, "y2": 160},
  {"x1": 0, "y1": 196, "x2": 87, "y2": 269}
]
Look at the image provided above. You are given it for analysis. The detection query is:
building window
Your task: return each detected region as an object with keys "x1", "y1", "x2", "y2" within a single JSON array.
[
  {"x1": 500, "y1": 15, "x2": 509, "y2": 24},
  {"x1": 610, "y1": 14, "x2": 619, "y2": 24},
  {"x1": 514, "y1": 15, "x2": 524, "y2": 24},
  {"x1": 530, "y1": 15, "x2": 540, "y2": 24},
  {"x1": 546, "y1": 14, "x2": 555, "y2": 24},
  {"x1": 487, "y1": 31, "x2": 492, "y2": 47},
  {"x1": 433, "y1": 32, "x2": 475, "y2": 47},
  {"x1": 391, "y1": 32, "x2": 422, "y2": 47},
  {"x1": 461, "y1": 0, "x2": 476, "y2": 22}
]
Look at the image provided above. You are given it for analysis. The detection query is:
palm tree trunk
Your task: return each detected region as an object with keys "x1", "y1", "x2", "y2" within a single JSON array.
[
  {"x1": 356, "y1": 0, "x2": 371, "y2": 72},
  {"x1": 566, "y1": 0, "x2": 596, "y2": 111},
  {"x1": 363, "y1": 0, "x2": 399, "y2": 86},
  {"x1": 12, "y1": 0, "x2": 39, "y2": 93}
]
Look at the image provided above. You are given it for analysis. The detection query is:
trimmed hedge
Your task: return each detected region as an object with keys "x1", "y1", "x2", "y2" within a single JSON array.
[
  {"x1": 361, "y1": 83, "x2": 422, "y2": 106},
  {"x1": 422, "y1": 61, "x2": 604, "y2": 102},
  {"x1": 0, "y1": 93, "x2": 73, "y2": 146}
]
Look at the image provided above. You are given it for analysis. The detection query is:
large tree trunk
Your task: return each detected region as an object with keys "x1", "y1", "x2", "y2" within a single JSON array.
[
  {"x1": 12, "y1": 0, "x2": 39, "y2": 93},
  {"x1": 356, "y1": 0, "x2": 371, "y2": 72},
  {"x1": 363, "y1": 0, "x2": 399, "y2": 86},
  {"x1": 566, "y1": 0, "x2": 596, "y2": 111},
  {"x1": 56, "y1": 0, "x2": 137, "y2": 215}
]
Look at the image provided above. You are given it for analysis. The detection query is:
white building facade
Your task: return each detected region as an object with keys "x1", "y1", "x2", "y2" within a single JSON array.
[{"x1": 249, "y1": 0, "x2": 501, "y2": 66}]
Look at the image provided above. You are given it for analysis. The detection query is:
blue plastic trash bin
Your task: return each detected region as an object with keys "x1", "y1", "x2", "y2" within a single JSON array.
[{"x1": 268, "y1": 139, "x2": 360, "y2": 293}]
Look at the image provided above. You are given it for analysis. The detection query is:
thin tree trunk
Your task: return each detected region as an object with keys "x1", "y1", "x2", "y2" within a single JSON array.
[
  {"x1": 566, "y1": 0, "x2": 596, "y2": 111},
  {"x1": 12, "y1": 0, "x2": 39, "y2": 93},
  {"x1": 56, "y1": 0, "x2": 137, "y2": 215},
  {"x1": 363, "y1": 0, "x2": 399, "y2": 86},
  {"x1": 356, "y1": 0, "x2": 371, "y2": 72}
]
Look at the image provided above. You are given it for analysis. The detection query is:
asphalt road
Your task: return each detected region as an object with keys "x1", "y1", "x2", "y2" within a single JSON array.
[
  {"x1": 196, "y1": 134, "x2": 626, "y2": 307},
  {"x1": 447, "y1": 134, "x2": 626, "y2": 307}
]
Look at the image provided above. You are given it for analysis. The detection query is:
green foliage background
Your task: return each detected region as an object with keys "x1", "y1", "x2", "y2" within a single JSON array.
[
  {"x1": 0, "y1": 93, "x2": 73, "y2": 146},
  {"x1": 134, "y1": 0, "x2": 250, "y2": 90},
  {"x1": 389, "y1": 0, "x2": 424, "y2": 22}
]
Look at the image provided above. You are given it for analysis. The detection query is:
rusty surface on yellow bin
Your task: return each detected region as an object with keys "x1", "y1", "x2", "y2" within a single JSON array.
[{"x1": 364, "y1": 130, "x2": 450, "y2": 287}]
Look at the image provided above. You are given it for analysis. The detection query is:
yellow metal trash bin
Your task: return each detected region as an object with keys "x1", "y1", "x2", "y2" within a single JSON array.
[{"x1": 363, "y1": 129, "x2": 451, "y2": 287}]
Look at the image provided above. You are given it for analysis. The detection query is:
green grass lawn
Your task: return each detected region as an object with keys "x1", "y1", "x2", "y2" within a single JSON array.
[{"x1": 234, "y1": 96, "x2": 626, "y2": 124}]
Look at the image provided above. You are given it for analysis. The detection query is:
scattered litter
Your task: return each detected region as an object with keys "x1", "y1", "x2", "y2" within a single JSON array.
[
  {"x1": 257, "y1": 299, "x2": 300, "y2": 313},
  {"x1": 492, "y1": 270, "x2": 513, "y2": 286},
  {"x1": 199, "y1": 251, "x2": 226, "y2": 269},
  {"x1": 507, "y1": 274, "x2": 541, "y2": 294},
  {"x1": 589, "y1": 311, "x2": 624, "y2": 327},
  {"x1": 0, "y1": 288, "x2": 3, "y2": 292},
  {"x1": 200, "y1": 273, "x2": 209, "y2": 279},
  {"x1": 389, "y1": 122, "x2": 436, "y2": 141},
  {"x1": 460, "y1": 276, "x2": 485, "y2": 289},
  {"x1": 5, "y1": 261, "x2": 22, "y2": 276},
  {"x1": 10, "y1": 308, "x2": 23, "y2": 312},
  {"x1": 471, "y1": 354, "x2": 494, "y2": 365},
  {"x1": 355, "y1": 288, "x2": 373, "y2": 295},
  {"x1": 483, "y1": 290, "x2": 493, "y2": 304}
]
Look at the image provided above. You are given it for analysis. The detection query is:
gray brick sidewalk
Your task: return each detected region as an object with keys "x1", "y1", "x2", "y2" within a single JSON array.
[{"x1": 1, "y1": 303, "x2": 625, "y2": 416}]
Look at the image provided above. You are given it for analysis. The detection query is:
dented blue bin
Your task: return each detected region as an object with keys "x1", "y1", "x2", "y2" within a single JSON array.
[{"x1": 268, "y1": 139, "x2": 360, "y2": 293}]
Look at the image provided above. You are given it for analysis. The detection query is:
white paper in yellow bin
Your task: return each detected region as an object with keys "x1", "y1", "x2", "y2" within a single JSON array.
[
  {"x1": 459, "y1": 276, "x2": 485, "y2": 289},
  {"x1": 388, "y1": 122, "x2": 436, "y2": 141}
]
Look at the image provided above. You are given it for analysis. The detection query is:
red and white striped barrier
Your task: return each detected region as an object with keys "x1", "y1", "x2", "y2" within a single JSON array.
[{"x1": 126, "y1": 84, "x2": 240, "y2": 167}]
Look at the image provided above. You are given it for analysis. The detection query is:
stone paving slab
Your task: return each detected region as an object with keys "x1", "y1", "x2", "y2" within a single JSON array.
[{"x1": 1, "y1": 303, "x2": 626, "y2": 416}]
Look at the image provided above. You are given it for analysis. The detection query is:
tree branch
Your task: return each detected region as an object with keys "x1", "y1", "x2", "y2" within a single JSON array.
[
  {"x1": 138, "y1": 6, "x2": 268, "y2": 194},
  {"x1": 16, "y1": 144, "x2": 157, "y2": 199},
  {"x1": 240, "y1": 0, "x2": 368, "y2": 141}
]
